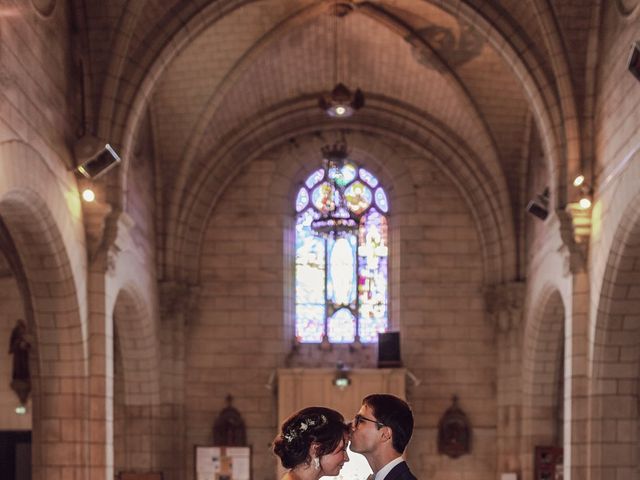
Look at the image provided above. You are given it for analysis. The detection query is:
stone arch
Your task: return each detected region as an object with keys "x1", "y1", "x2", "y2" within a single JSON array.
[
  {"x1": 164, "y1": 1, "x2": 501, "y2": 228},
  {"x1": 103, "y1": 0, "x2": 568, "y2": 215},
  {"x1": 521, "y1": 286, "x2": 567, "y2": 480},
  {"x1": 111, "y1": 278, "x2": 160, "y2": 474},
  {"x1": 0, "y1": 198, "x2": 88, "y2": 477},
  {"x1": 171, "y1": 101, "x2": 515, "y2": 291},
  {"x1": 0, "y1": 140, "x2": 88, "y2": 320},
  {"x1": 111, "y1": 281, "x2": 160, "y2": 407},
  {"x1": 588, "y1": 194, "x2": 640, "y2": 480},
  {"x1": 0, "y1": 140, "x2": 88, "y2": 479}
]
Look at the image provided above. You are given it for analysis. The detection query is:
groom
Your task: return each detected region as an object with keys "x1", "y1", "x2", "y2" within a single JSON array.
[{"x1": 350, "y1": 394, "x2": 417, "y2": 480}]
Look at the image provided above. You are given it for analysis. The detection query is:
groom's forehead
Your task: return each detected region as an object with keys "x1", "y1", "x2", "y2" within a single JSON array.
[{"x1": 358, "y1": 404, "x2": 374, "y2": 416}]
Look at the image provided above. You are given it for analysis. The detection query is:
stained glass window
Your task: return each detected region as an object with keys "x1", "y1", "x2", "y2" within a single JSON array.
[{"x1": 295, "y1": 163, "x2": 389, "y2": 343}]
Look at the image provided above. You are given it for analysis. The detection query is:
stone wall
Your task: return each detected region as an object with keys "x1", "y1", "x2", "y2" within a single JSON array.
[{"x1": 186, "y1": 133, "x2": 495, "y2": 480}]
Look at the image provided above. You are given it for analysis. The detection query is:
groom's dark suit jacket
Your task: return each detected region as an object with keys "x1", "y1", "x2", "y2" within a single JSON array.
[{"x1": 385, "y1": 461, "x2": 417, "y2": 480}]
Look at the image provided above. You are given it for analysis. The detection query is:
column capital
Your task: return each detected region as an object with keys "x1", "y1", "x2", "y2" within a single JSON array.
[
  {"x1": 84, "y1": 203, "x2": 135, "y2": 274},
  {"x1": 484, "y1": 281, "x2": 525, "y2": 333},
  {"x1": 557, "y1": 206, "x2": 590, "y2": 275},
  {"x1": 82, "y1": 199, "x2": 112, "y2": 261}
]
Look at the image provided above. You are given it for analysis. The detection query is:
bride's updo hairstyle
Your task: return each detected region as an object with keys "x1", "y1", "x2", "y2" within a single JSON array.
[{"x1": 273, "y1": 406, "x2": 349, "y2": 469}]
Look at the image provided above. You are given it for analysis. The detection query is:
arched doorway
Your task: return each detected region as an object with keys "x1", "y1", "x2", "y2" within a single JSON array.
[{"x1": 521, "y1": 288, "x2": 566, "y2": 480}]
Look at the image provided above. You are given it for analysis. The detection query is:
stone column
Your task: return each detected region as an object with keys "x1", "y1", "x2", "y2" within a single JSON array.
[
  {"x1": 156, "y1": 281, "x2": 199, "y2": 480},
  {"x1": 84, "y1": 203, "x2": 133, "y2": 480},
  {"x1": 558, "y1": 207, "x2": 591, "y2": 480},
  {"x1": 486, "y1": 281, "x2": 525, "y2": 476},
  {"x1": 84, "y1": 199, "x2": 116, "y2": 480}
]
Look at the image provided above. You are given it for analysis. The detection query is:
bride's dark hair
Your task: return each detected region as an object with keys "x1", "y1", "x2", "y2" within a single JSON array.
[{"x1": 273, "y1": 406, "x2": 349, "y2": 469}]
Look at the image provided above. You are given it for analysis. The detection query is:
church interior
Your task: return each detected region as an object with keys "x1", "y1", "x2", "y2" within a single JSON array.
[{"x1": 1, "y1": 0, "x2": 640, "y2": 479}]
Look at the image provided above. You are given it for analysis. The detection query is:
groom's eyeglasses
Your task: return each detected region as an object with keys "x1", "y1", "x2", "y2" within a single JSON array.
[{"x1": 354, "y1": 414, "x2": 386, "y2": 429}]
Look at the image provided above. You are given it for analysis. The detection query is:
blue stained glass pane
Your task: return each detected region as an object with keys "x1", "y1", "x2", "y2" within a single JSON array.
[
  {"x1": 357, "y1": 211, "x2": 388, "y2": 343},
  {"x1": 305, "y1": 169, "x2": 325, "y2": 188},
  {"x1": 341, "y1": 162, "x2": 357, "y2": 184},
  {"x1": 296, "y1": 304, "x2": 325, "y2": 343},
  {"x1": 296, "y1": 209, "x2": 326, "y2": 343},
  {"x1": 344, "y1": 181, "x2": 372, "y2": 215},
  {"x1": 312, "y1": 182, "x2": 334, "y2": 212},
  {"x1": 327, "y1": 236, "x2": 357, "y2": 306},
  {"x1": 296, "y1": 188, "x2": 309, "y2": 212},
  {"x1": 296, "y1": 211, "x2": 324, "y2": 303},
  {"x1": 359, "y1": 168, "x2": 379, "y2": 188},
  {"x1": 374, "y1": 188, "x2": 389, "y2": 213},
  {"x1": 327, "y1": 308, "x2": 356, "y2": 343}
]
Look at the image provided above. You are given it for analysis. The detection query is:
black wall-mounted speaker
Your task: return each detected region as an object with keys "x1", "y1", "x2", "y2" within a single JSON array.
[
  {"x1": 74, "y1": 135, "x2": 121, "y2": 179},
  {"x1": 378, "y1": 331, "x2": 402, "y2": 368}
]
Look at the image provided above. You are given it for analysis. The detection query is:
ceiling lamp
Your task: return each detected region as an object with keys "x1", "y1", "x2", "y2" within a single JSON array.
[
  {"x1": 318, "y1": 2, "x2": 364, "y2": 118},
  {"x1": 318, "y1": 83, "x2": 364, "y2": 118},
  {"x1": 310, "y1": 141, "x2": 359, "y2": 237}
]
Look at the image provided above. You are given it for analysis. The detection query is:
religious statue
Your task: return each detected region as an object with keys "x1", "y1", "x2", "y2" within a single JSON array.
[
  {"x1": 213, "y1": 395, "x2": 247, "y2": 446},
  {"x1": 9, "y1": 319, "x2": 31, "y2": 405},
  {"x1": 437, "y1": 395, "x2": 472, "y2": 458}
]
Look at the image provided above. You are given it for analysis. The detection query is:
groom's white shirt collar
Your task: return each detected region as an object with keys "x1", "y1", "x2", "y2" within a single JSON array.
[{"x1": 374, "y1": 456, "x2": 404, "y2": 480}]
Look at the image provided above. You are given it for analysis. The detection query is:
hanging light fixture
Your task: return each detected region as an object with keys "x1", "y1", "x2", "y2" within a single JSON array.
[
  {"x1": 310, "y1": 140, "x2": 359, "y2": 237},
  {"x1": 318, "y1": 2, "x2": 364, "y2": 118}
]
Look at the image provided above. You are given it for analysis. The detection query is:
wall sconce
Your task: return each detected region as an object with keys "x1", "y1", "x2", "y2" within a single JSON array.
[
  {"x1": 526, "y1": 187, "x2": 549, "y2": 220},
  {"x1": 573, "y1": 175, "x2": 593, "y2": 209}
]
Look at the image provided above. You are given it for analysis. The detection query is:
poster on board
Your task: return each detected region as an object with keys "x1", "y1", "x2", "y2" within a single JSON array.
[{"x1": 195, "y1": 446, "x2": 251, "y2": 480}]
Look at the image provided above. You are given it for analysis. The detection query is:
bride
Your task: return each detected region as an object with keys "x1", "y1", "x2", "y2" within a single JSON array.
[{"x1": 273, "y1": 407, "x2": 350, "y2": 480}]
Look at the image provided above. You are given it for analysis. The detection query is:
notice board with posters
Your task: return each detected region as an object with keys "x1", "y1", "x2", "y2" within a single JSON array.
[
  {"x1": 195, "y1": 446, "x2": 251, "y2": 480},
  {"x1": 534, "y1": 446, "x2": 563, "y2": 480}
]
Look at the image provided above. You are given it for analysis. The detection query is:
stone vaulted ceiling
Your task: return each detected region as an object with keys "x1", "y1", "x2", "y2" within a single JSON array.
[
  {"x1": 145, "y1": 0, "x2": 531, "y2": 212},
  {"x1": 82, "y1": 0, "x2": 599, "y2": 282}
]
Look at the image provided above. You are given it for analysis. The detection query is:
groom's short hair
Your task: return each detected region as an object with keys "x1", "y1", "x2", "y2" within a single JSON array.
[{"x1": 362, "y1": 394, "x2": 414, "y2": 454}]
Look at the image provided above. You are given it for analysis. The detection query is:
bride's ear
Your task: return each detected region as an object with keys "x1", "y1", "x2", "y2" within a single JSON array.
[
  {"x1": 309, "y1": 442, "x2": 320, "y2": 458},
  {"x1": 308, "y1": 443, "x2": 321, "y2": 470}
]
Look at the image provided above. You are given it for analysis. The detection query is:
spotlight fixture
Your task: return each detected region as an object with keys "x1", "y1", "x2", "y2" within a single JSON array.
[
  {"x1": 628, "y1": 41, "x2": 640, "y2": 82},
  {"x1": 74, "y1": 135, "x2": 121, "y2": 179},
  {"x1": 318, "y1": 2, "x2": 364, "y2": 118},
  {"x1": 579, "y1": 197, "x2": 592, "y2": 209},
  {"x1": 572, "y1": 174, "x2": 593, "y2": 210},
  {"x1": 81, "y1": 188, "x2": 96, "y2": 202},
  {"x1": 526, "y1": 187, "x2": 550, "y2": 220}
]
